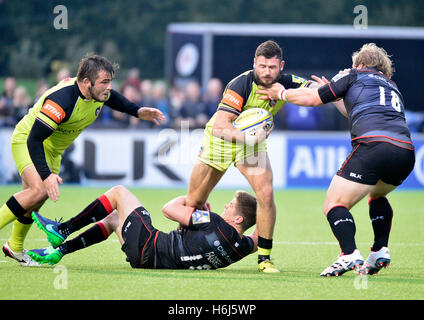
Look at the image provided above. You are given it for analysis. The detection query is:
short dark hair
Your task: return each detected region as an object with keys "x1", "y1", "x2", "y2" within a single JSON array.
[
  {"x1": 255, "y1": 40, "x2": 283, "y2": 60},
  {"x1": 235, "y1": 190, "x2": 257, "y2": 231},
  {"x1": 76, "y1": 53, "x2": 119, "y2": 84}
]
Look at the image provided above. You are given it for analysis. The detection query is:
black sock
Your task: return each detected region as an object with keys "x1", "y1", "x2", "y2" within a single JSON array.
[
  {"x1": 58, "y1": 195, "x2": 113, "y2": 236},
  {"x1": 369, "y1": 197, "x2": 393, "y2": 252},
  {"x1": 327, "y1": 206, "x2": 357, "y2": 255},
  {"x1": 6, "y1": 196, "x2": 26, "y2": 218},
  {"x1": 58, "y1": 222, "x2": 110, "y2": 255},
  {"x1": 257, "y1": 236, "x2": 273, "y2": 263}
]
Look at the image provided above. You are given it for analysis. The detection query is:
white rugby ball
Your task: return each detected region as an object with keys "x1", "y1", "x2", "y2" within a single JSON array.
[{"x1": 233, "y1": 108, "x2": 273, "y2": 136}]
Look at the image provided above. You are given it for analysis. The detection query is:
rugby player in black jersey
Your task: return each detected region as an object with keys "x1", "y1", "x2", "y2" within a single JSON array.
[
  {"x1": 257, "y1": 43, "x2": 415, "y2": 277},
  {"x1": 0, "y1": 54, "x2": 165, "y2": 266},
  {"x1": 28, "y1": 185, "x2": 258, "y2": 270}
]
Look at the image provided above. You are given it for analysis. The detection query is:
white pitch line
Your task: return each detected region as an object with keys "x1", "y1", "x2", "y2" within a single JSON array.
[{"x1": 275, "y1": 241, "x2": 424, "y2": 247}]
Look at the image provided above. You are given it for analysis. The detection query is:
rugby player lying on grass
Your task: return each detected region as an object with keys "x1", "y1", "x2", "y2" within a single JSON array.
[{"x1": 28, "y1": 185, "x2": 258, "y2": 270}]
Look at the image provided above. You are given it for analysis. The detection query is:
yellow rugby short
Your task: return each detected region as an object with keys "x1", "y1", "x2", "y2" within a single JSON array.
[{"x1": 11, "y1": 141, "x2": 61, "y2": 176}]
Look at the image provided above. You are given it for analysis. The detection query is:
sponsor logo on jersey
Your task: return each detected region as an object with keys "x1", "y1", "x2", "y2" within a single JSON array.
[
  {"x1": 41, "y1": 99, "x2": 66, "y2": 124},
  {"x1": 221, "y1": 89, "x2": 243, "y2": 111},
  {"x1": 291, "y1": 75, "x2": 306, "y2": 84},
  {"x1": 192, "y1": 209, "x2": 210, "y2": 224},
  {"x1": 180, "y1": 254, "x2": 203, "y2": 262},
  {"x1": 205, "y1": 251, "x2": 223, "y2": 268}
]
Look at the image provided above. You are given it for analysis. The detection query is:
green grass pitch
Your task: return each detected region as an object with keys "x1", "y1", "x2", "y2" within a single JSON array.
[{"x1": 0, "y1": 185, "x2": 423, "y2": 300}]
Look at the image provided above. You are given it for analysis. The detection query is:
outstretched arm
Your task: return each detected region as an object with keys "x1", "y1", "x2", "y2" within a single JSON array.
[
  {"x1": 106, "y1": 89, "x2": 165, "y2": 125},
  {"x1": 257, "y1": 83, "x2": 323, "y2": 107},
  {"x1": 311, "y1": 75, "x2": 347, "y2": 118}
]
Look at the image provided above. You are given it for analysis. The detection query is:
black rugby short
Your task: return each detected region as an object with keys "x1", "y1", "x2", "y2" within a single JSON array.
[
  {"x1": 121, "y1": 206, "x2": 158, "y2": 268},
  {"x1": 337, "y1": 141, "x2": 415, "y2": 186}
]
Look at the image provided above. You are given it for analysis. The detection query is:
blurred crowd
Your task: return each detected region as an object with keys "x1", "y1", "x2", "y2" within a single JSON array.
[{"x1": 1, "y1": 67, "x2": 424, "y2": 133}]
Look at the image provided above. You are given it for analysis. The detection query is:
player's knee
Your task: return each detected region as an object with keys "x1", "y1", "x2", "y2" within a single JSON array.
[
  {"x1": 323, "y1": 201, "x2": 350, "y2": 216},
  {"x1": 109, "y1": 185, "x2": 127, "y2": 197},
  {"x1": 29, "y1": 185, "x2": 48, "y2": 203}
]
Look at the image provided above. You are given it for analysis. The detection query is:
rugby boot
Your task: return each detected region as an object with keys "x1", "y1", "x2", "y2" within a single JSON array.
[
  {"x1": 258, "y1": 259, "x2": 280, "y2": 273},
  {"x1": 32, "y1": 211, "x2": 66, "y2": 247},
  {"x1": 359, "y1": 246, "x2": 390, "y2": 275},
  {"x1": 28, "y1": 246, "x2": 64, "y2": 265},
  {"x1": 2, "y1": 241, "x2": 41, "y2": 267},
  {"x1": 320, "y1": 249, "x2": 364, "y2": 277}
]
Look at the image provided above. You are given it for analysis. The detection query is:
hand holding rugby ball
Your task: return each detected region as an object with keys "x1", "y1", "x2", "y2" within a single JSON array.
[{"x1": 233, "y1": 108, "x2": 273, "y2": 145}]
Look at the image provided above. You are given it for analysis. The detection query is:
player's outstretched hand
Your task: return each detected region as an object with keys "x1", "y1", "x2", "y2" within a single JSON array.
[
  {"x1": 256, "y1": 83, "x2": 286, "y2": 101},
  {"x1": 311, "y1": 75, "x2": 330, "y2": 86},
  {"x1": 43, "y1": 173, "x2": 63, "y2": 202},
  {"x1": 137, "y1": 107, "x2": 166, "y2": 126}
]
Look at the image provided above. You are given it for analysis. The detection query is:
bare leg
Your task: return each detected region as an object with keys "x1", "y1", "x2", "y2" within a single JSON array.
[
  {"x1": 236, "y1": 152, "x2": 275, "y2": 240},
  {"x1": 186, "y1": 160, "x2": 225, "y2": 209},
  {"x1": 15, "y1": 166, "x2": 49, "y2": 215},
  {"x1": 323, "y1": 175, "x2": 373, "y2": 215},
  {"x1": 103, "y1": 186, "x2": 144, "y2": 224},
  {"x1": 236, "y1": 152, "x2": 279, "y2": 272}
]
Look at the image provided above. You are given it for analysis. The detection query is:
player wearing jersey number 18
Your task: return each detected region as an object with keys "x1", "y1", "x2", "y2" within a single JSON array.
[
  {"x1": 0, "y1": 54, "x2": 165, "y2": 266},
  {"x1": 257, "y1": 43, "x2": 415, "y2": 277}
]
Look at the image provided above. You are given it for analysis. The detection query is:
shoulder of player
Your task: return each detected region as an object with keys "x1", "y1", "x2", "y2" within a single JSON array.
[
  {"x1": 331, "y1": 68, "x2": 357, "y2": 82},
  {"x1": 279, "y1": 73, "x2": 308, "y2": 88},
  {"x1": 43, "y1": 81, "x2": 79, "y2": 114},
  {"x1": 218, "y1": 71, "x2": 253, "y2": 113},
  {"x1": 355, "y1": 68, "x2": 397, "y2": 86},
  {"x1": 225, "y1": 70, "x2": 254, "y2": 93}
]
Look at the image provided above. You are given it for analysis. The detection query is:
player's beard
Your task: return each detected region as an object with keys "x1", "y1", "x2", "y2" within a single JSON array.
[
  {"x1": 89, "y1": 85, "x2": 108, "y2": 102},
  {"x1": 253, "y1": 71, "x2": 280, "y2": 88}
]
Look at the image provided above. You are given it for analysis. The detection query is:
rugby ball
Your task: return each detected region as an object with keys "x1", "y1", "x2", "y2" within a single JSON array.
[{"x1": 233, "y1": 108, "x2": 273, "y2": 136}]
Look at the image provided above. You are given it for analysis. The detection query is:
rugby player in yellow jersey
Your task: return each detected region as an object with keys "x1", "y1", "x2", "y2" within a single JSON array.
[
  {"x1": 186, "y1": 40, "x2": 313, "y2": 273},
  {"x1": 0, "y1": 54, "x2": 165, "y2": 266}
]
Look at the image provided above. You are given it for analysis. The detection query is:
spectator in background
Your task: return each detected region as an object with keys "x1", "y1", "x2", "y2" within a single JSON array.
[
  {"x1": 152, "y1": 81, "x2": 170, "y2": 128},
  {"x1": 204, "y1": 78, "x2": 223, "y2": 119},
  {"x1": 10, "y1": 86, "x2": 32, "y2": 126},
  {"x1": 120, "y1": 68, "x2": 141, "y2": 93},
  {"x1": 174, "y1": 81, "x2": 208, "y2": 129},
  {"x1": 0, "y1": 77, "x2": 16, "y2": 126},
  {"x1": 33, "y1": 80, "x2": 50, "y2": 104},
  {"x1": 140, "y1": 79, "x2": 155, "y2": 107},
  {"x1": 168, "y1": 86, "x2": 186, "y2": 128},
  {"x1": 113, "y1": 84, "x2": 140, "y2": 128},
  {"x1": 56, "y1": 67, "x2": 71, "y2": 82}
]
